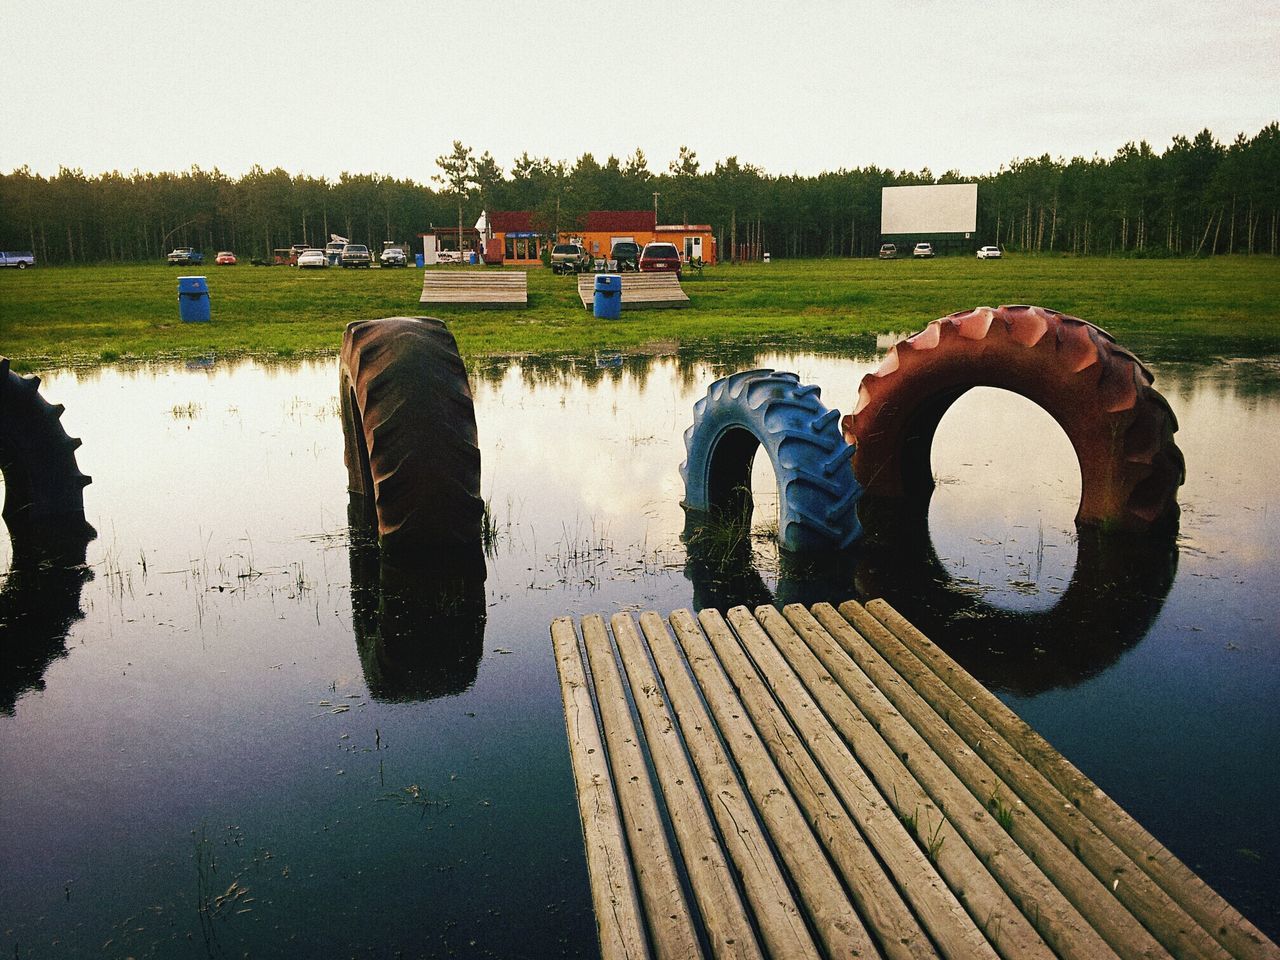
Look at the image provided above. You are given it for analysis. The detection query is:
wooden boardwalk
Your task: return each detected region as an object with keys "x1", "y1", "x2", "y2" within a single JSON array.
[
  {"x1": 551, "y1": 599, "x2": 1278, "y2": 960},
  {"x1": 575, "y1": 272, "x2": 690, "y2": 309},
  {"x1": 420, "y1": 269, "x2": 527, "y2": 308}
]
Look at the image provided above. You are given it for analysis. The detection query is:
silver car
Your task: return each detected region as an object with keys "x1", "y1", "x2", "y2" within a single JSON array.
[
  {"x1": 976, "y1": 245, "x2": 1002, "y2": 259},
  {"x1": 296, "y1": 249, "x2": 328, "y2": 269}
]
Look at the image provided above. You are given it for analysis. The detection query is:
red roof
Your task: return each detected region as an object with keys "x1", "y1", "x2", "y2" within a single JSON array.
[
  {"x1": 489, "y1": 210, "x2": 536, "y2": 233},
  {"x1": 487, "y1": 209, "x2": 659, "y2": 234},
  {"x1": 583, "y1": 210, "x2": 656, "y2": 232}
]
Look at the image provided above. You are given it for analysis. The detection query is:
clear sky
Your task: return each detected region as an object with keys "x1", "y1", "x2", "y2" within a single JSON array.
[{"x1": 2, "y1": 0, "x2": 1276, "y2": 183}]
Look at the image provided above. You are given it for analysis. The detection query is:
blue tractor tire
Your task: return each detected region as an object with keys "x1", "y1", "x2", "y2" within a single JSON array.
[{"x1": 680, "y1": 369, "x2": 862, "y2": 552}]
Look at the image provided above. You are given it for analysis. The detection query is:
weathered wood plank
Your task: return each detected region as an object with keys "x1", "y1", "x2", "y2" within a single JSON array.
[
  {"x1": 580, "y1": 615, "x2": 703, "y2": 960},
  {"x1": 814, "y1": 601, "x2": 1171, "y2": 960},
  {"x1": 715, "y1": 606, "x2": 998, "y2": 960},
  {"x1": 549, "y1": 616, "x2": 651, "y2": 960},
  {"x1": 611, "y1": 613, "x2": 764, "y2": 960},
  {"x1": 575, "y1": 273, "x2": 690, "y2": 309},
  {"x1": 421, "y1": 270, "x2": 527, "y2": 307},
  {"x1": 775, "y1": 603, "x2": 1105, "y2": 960},
  {"x1": 632, "y1": 612, "x2": 817, "y2": 959},
  {"x1": 864, "y1": 599, "x2": 1280, "y2": 960},
  {"x1": 555, "y1": 598, "x2": 1273, "y2": 960},
  {"x1": 665, "y1": 609, "x2": 885, "y2": 960},
  {"x1": 838, "y1": 600, "x2": 1224, "y2": 960}
]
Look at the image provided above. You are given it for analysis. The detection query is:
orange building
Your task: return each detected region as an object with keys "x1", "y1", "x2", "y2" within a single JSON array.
[{"x1": 483, "y1": 210, "x2": 717, "y2": 266}]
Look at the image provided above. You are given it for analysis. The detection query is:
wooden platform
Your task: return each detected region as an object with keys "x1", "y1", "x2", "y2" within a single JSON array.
[
  {"x1": 575, "y1": 272, "x2": 690, "y2": 309},
  {"x1": 419, "y1": 269, "x2": 527, "y2": 308},
  {"x1": 551, "y1": 599, "x2": 1278, "y2": 960}
]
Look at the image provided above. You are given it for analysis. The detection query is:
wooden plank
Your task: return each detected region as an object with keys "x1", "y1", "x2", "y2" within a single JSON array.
[
  {"x1": 774, "y1": 603, "x2": 1107, "y2": 960},
  {"x1": 713, "y1": 606, "x2": 999, "y2": 960},
  {"x1": 609, "y1": 613, "x2": 765, "y2": 960},
  {"x1": 664, "y1": 609, "x2": 883, "y2": 960},
  {"x1": 549, "y1": 617, "x2": 651, "y2": 960},
  {"x1": 421, "y1": 270, "x2": 527, "y2": 307},
  {"x1": 864, "y1": 599, "x2": 1280, "y2": 960},
  {"x1": 580, "y1": 615, "x2": 703, "y2": 960},
  {"x1": 837, "y1": 601, "x2": 1222, "y2": 960},
  {"x1": 576, "y1": 273, "x2": 690, "y2": 309},
  {"x1": 630, "y1": 612, "x2": 817, "y2": 959},
  {"x1": 809, "y1": 602, "x2": 1170, "y2": 960}
]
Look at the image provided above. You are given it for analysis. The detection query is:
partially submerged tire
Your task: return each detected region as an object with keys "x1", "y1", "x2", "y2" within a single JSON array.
[
  {"x1": 681, "y1": 369, "x2": 862, "y2": 552},
  {"x1": 339, "y1": 318, "x2": 484, "y2": 566},
  {"x1": 845, "y1": 305, "x2": 1184, "y2": 533},
  {"x1": 0, "y1": 357, "x2": 93, "y2": 539}
]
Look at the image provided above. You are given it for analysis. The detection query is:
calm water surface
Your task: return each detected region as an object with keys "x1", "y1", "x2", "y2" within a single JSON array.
[{"x1": 2, "y1": 339, "x2": 1277, "y2": 956}]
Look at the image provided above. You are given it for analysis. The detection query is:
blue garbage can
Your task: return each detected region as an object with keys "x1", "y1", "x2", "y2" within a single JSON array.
[
  {"x1": 593, "y1": 274, "x2": 622, "y2": 320},
  {"x1": 178, "y1": 276, "x2": 210, "y2": 323},
  {"x1": 415, "y1": 253, "x2": 424, "y2": 268}
]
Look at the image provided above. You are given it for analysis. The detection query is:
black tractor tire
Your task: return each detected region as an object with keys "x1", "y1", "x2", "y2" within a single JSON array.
[
  {"x1": 846, "y1": 304, "x2": 1185, "y2": 533},
  {"x1": 681, "y1": 369, "x2": 862, "y2": 552},
  {"x1": 339, "y1": 318, "x2": 484, "y2": 565},
  {"x1": 0, "y1": 357, "x2": 93, "y2": 539}
]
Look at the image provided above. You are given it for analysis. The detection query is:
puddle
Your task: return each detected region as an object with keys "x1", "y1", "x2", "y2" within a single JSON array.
[{"x1": 2, "y1": 342, "x2": 1278, "y2": 952}]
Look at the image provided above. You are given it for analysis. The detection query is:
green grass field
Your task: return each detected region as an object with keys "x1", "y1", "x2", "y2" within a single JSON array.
[{"x1": 1, "y1": 257, "x2": 1277, "y2": 370}]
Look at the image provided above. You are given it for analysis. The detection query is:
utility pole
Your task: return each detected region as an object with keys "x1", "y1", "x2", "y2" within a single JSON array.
[{"x1": 652, "y1": 191, "x2": 660, "y2": 225}]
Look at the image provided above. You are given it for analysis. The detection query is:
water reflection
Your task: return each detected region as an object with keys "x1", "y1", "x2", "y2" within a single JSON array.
[
  {"x1": 0, "y1": 526, "x2": 95, "y2": 714},
  {"x1": 347, "y1": 507, "x2": 487, "y2": 703},
  {"x1": 681, "y1": 509, "x2": 860, "y2": 612},
  {"x1": 466, "y1": 334, "x2": 885, "y2": 394},
  {"x1": 854, "y1": 496, "x2": 1179, "y2": 695}
]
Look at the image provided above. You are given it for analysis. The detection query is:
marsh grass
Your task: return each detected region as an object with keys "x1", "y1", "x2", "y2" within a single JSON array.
[{"x1": 2, "y1": 258, "x2": 1276, "y2": 368}]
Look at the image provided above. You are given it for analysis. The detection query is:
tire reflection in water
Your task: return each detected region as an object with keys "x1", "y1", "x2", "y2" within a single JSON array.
[
  {"x1": 681, "y1": 508, "x2": 859, "y2": 613},
  {"x1": 0, "y1": 524, "x2": 96, "y2": 715},
  {"x1": 347, "y1": 501, "x2": 486, "y2": 703},
  {"x1": 854, "y1": 495, "x2": 1179, "y2": 696}
]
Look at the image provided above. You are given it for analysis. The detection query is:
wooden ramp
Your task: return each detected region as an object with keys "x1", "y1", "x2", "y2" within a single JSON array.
[
  {"x1": 575, "y1": 272, "x2": 690, "y2": 309},
  {"x1": 551, "y1": 599, "x2": 1278, "y2": 960},
  {"x1": 419, "y1": 270, "x2": 527, "y2": 308}
]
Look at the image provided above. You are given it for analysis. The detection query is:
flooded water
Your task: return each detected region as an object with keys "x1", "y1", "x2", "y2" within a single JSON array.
[{"x1": 2, "y1": 338, "x2": 1278, "y2": 956}]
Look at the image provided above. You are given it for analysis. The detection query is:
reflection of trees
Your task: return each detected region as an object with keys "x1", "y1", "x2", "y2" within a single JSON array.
[
  {"x1": 853, "y1": 496, "x2": 1179, "y2": 696},
  {"x1": 0, "y1": 527, "x2": 95, "y2": 715},
  {"x1": 347, "y1": 510, "x2": 486, "y2": 703},
  {"x1": 465, "y1": 336, "x2": 884, "y2": 393},
  {"x1": 680, "y1": 510, "x2": 859, "y2": 613}
]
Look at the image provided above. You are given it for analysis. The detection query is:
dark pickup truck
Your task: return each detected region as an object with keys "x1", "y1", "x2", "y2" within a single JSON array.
[{"x1": 167, "y1": 247, "x2": 204, "y2": 265}]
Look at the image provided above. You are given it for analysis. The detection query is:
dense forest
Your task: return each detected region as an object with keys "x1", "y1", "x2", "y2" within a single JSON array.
[{"x1": 1, "y1": 124, "x2": 1276, "y2": 265}]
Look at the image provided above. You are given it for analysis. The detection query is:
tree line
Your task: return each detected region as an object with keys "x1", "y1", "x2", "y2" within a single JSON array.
[{"x1": 1, "y1": 123, "x2": 1276, "y2": 265}]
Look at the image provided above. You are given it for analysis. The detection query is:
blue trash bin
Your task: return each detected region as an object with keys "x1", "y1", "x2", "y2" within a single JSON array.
[
  {"x1": 415, "y1": 253, "x2": 424, "y2": 268},
  {"x1": 593, "y1": 274, "x2": 622, "y2": 320},
  {"x1": 178, "y1": 276, "x2": 210, "y2": 323}
]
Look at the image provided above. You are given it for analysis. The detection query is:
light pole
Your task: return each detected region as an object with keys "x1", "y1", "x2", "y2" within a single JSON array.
[{"x1": 652, "y1": 191, "x2": 660, "y2": 225}]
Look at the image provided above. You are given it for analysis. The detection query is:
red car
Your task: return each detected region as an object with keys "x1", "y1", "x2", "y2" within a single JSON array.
[
  {"x1": 639, "y1": 242, "x2": 682, "y2": 279},
  {"x1": 215, "y1": 251, "x2": 237, "y2": 266}
]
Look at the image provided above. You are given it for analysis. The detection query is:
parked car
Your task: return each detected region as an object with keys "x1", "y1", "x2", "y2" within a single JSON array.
[
  {"x1": 550, "y1": 243, "x2": 590, "y2": 274},
  {"x1": 0, "y1": 251, "x2": 35, "y2": 269},
  {"x1": 913, "y1": 242, "x2": 934, "y2": 258},
  {"x1": 379, "y1": 246, "x2": 408, "y2": 268},
  {"x1": 215, "y1": 251, "x2": 237, "y2": 266},
  {"x1": 167, "y1": 247, "x2": 204, "y2": 265},
  {"x1": 297, "y1": 249, "x2": 328, "y2": 269},
  {"x1": 340, "y1": 244, "x2": 372, "y2": 268},
  {"x1": 325, "y1": 240, "x2": 347, "y2": 266},
  {"x1": 878, "y1": 243, "x2": 897, "y2": 260},
  {"x1": 976, "y1": 245, "x2": 1002, "y2": 259},
  {"x1": 639, "y1": 242, "x2": 682, "y2": 278},
  {"x1": 610, "y1": 241, "x2": 643, "y2": 271}
]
